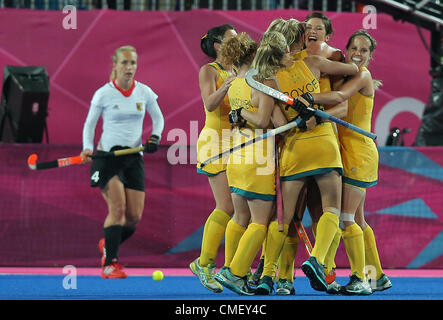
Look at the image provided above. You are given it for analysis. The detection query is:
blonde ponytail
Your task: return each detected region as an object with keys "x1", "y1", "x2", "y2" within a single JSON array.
[
  {"x1": 251, "y1": 31, "x2": 287, "y2": 81},
  {"x1": 266, "y1": 18, "x2": 304, "y2": 50}
]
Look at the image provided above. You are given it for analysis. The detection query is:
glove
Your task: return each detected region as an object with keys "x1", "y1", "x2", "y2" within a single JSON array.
[
  {"x1": 288, "y1": 93, "x2": 317, "y2": 130},
  {"x1": 229, "y1": 108, "x2": 244, "y2": 124},
  {"x1": 294, "y1": 92, "x2": 315, "y2": 112},
  {"x1": 285, "y1": 92, "x2": 315, "y2": 112},
  {"x1": 144, "y1": 135, "x2": 160, "y2": 153}
]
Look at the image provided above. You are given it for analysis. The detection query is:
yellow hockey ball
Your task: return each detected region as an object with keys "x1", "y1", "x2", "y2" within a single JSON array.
[{"x1": 152, "y1": 270, "x2": 164, "y2": 281}]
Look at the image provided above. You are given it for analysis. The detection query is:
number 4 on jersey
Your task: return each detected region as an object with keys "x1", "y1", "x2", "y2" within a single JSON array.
[{"x1": 91, "y1": 171, "x2": 100, "y2": 183}]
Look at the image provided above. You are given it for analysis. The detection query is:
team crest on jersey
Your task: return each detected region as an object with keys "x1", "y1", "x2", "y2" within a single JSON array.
[{"x1": 136, "y1": 103, "x2": 143, "y2": 111}]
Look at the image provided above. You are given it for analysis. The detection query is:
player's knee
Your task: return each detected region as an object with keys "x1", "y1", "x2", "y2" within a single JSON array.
[
  {"x1": 232, "y1": 211, "x2": 249, "y2": 227},
  {"x1": 339, "y1": 212, "x2": 355, "y2": 229},
  {"x1": 125, "y1": 218, "x2": 140, "y2": 228},
  {"x1": 126, "y1": 211, "x2": 142, "y2": 225},
  {"x1": 354, "y1": 215, "x2": 368, "y2": 230},
  {"x1": 109, "y1": 202, "x2": 127, "y2": 219},
  {"x1": 218, "y1": 200, "x2": 234, "y2": 216},
  {"x1": 324, "y1": 206, "x2": 340, "y2": 217}
]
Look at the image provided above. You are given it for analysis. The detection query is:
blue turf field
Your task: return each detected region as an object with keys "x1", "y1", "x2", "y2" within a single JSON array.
[{"x1": 0, "y1": 275, "x2": 442, "y2": 300}]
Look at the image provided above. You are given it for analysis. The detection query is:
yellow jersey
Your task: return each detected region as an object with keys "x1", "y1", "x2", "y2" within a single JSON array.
[
  {"x1": 197, "y1": 62, "x2": 233, "y2": 175},
  {"x1": 202, "y1": 62, "x2": 232, "y2": 131},
  {"x1": 338, "y1": 68, "x2": 378, "y2": 187},
  {"x1": 276, "y1": 60, "x2": 343, "y2": 180},
  {"x1": 227, "y1": 77, "x2": 276, "y2": 200},
  {"x1": 293, "y1": 49, "x2": 333, "y2": 101},
  {"x1": 292, "y1": 49, "x2": 308, "y2": 60},
  {"x1": 293, "y1": 49, "x2": 339, "y2": 141}
]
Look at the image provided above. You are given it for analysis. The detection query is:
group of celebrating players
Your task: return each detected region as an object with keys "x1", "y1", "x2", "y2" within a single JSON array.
[{"x1": 190, "y1": 12, "x2": 393, "y2": 296}]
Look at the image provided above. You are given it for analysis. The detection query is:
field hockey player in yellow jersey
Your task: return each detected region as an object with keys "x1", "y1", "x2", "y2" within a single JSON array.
[
  {"x1": 190, "y1": 24, "x2": 237, "y2": 293},
  {"x1": 311, "y1": 30, "x2": 392, "y2": 294},
  {"x1": 251, "y1": 18, "x2": 319, "y2": 295},
  {"x1": 214, "y1": 31, "x2": 290, "y2": 295},
  {"x1": 213, "y1": 33, "x2": 259, "y2": 284},
  {"x1": 254, "y1": 17, "x2": 347, "y2": 295},
  {"x1": 301, "y1": 12, "x2": 349, "y2": 292},
  {"x1": 250, "y1": 24, "x2": 359, "y2": 294},
  {"x1": 246, "y1": 18, "x2": 302, "y2": 292},
  {"x1": 249, "y1": 17, "x2": 343, "y2": 290},
  {"x1": 269, "y1": 14, "x2": 347, "y2": 294}
]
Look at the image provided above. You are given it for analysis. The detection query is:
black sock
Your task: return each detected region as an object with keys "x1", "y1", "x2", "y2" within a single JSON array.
[
  {"x1": 121, "y1": 225, "x2": 136, "y2": 244},
  {"x1": 104, "y1": 225, "x2": 123, "y2": 266}
]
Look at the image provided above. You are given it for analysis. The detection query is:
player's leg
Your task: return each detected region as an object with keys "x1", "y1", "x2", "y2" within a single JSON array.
[
  {"x1": 101, "y1": 175, "x2": 128, "y2": 279},
  {"x1": 200, "y1": 172, "x2": 233, "y2": 266},
  {"x1": 249, "y1": 203, "x2": 278, "y2": 287},
  {"x1": 249, "y1": 208, "x2": 272, "y2": 287},
  {"x1": 306, "y1": 178, "x2": 339, "y2": 283},
  {"x1": 190, "y1": 172, "x2": 232, "y2": 293},
  {"x1": 119, "y1": 155, "x2": 146, "y2": 245},
  {"x1": 306, "y1": 178, "x2": 321, "y2": 237},
  {"x1": 304, "y1": 178, "x2": 342, "y2": 294},
  {"x1": 223, "y1": 193, "x2": 250, "y2": 268},
  {"x1": 275, "y1": 183, "x2": 307, "y2": 295},
  {"x1": 221, "y1": 198, "x2": 272, "y2": 295},
  {"x1": 340, "y1": 184, "x2": 371, "y2": 295},
  {"x1": 257, "y1": 179, "x2": 305, "y2": 295},
  {"x1": 302, "y1": 170, "x2": 341, "y2": 291},
  {"x1": 214, "y1": 193, "x2": 249, "y2": 288},
  {"x1": 355, "y1": 197, "x2": 392, "y2": 292},
  {"x1": 122, "y1": 188, "x2": 144, "y2": 244},
  {"x1": 275, "y1": 223, "x2": 299, "y2": 295}
]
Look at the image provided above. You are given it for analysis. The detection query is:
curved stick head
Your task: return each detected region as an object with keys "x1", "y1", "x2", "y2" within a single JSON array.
[
  {"x1": 246, "y1": 68, "x2": 258, "y2": 77},
  {"x1": 27, "y1": 154, "x2": 38, "y2": 170},
  {"x1": 245, "y1": 68, "x2": 258, "y2": 85}
]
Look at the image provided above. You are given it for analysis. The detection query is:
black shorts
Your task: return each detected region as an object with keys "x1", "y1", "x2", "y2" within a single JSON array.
[{"x1": 90, "y1": 146, "x2": 145, "y2": 191}]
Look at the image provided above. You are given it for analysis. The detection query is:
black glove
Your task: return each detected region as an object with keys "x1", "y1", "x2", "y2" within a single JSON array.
[
  {"x1": 285, "y1": 92, "x2": 315, "y2": 113},
  {"x1": 229, "y1": 108, "x2": 243, "y2": 124},
  {"x1": 299, "y1": 104, "x2": 317, "y2": 122},
  {"x1": 287, "y1": 93, "x2": 317, "y2": 130},
  {"x1": 144, "y1": 135, "x2": 160, "y2": 153},
  {"x1": 294, "y1": 92, "x2": 315, "y2": 112}
]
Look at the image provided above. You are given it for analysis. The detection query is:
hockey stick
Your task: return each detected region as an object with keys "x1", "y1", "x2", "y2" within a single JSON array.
[
  {"x1": 199, "y1": 118, "x2": 303, "y2": 168},
  {"x1": 27, "y1": 153, "x2": 86, "y2": 170},
  {"x1": 292, "y1": 185, "x2": 313, "y2": 256},
  {"x1": 27, "y1": 146, "x2": 146, "y2": 170},
  {"x1": 294, "y1": 220, "x2": 312, "y2": 257},
  {"x1": 245, "y1": 69, "x2": 377, "y2": 140},
  {"x1": 274, "y1": 142, "x2": 284, "y2": 232}
]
